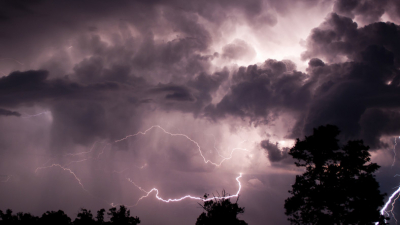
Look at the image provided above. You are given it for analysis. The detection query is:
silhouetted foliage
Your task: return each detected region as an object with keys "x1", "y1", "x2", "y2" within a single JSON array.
[
  {"x1": 74, "y1": 209, "x2": 95, "y2": 225},
  {"x1": 196, "y1": 191, "x2": 247, "y2": 225},
  {"x1": 0, "y1": 206, "x2": 139, "y2": 225},
  {"x1": 285, "y1": 125, "x2": 388, "y2": 225},
  {"x1": 0, "y1": 209, "x2": 39, "y2": 225},
  {"x1": 40, "y1": 210, "x2": 71, "y2": 225},
  {"x1": 107, "y1": 206, "x2": 140, "y2": 225},
  {"x1": 96, "y1": 209, "x2": 106, "y2": 224},
  {"x1": 16, "y1": 212, "x2": 39, "y2": 225}
]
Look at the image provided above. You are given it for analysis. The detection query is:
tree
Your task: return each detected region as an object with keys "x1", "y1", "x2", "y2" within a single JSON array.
[
  {"x1": 107, "y1": 206, "x2": 140, "y2": 225},
  {"x1": 284, "y1": 125, "x2": 387, "y2": 225},
  {"x1": 96, "y1": 209, "x2": 106, "y2": 224},
  {"x1": 0, "y1": 209, "x2": 40, "y2": 225},
  {"x1": 0, "y1": 209, "x2": 18, "y2": 225},
  {"x1": 73, "y1": 208, "x2": 95, "y2": 225},
  {"x1": 196, "y1": 191, "x2": 247, "y2": 225},
  {"x1": 40, "y1": 210, "x2": 71, "y2": 225}
]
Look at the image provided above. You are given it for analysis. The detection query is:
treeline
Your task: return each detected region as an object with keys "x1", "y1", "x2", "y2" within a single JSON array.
[
  {"x1": 0, "y1": 195, "x2": 247, "y2": 225},
  {"x1": 0, "y1": 205, "x2": 140, "y2": 225}
]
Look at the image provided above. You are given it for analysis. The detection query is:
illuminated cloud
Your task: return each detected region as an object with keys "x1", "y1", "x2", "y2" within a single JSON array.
[{"x1": 1, "y1": 0, "x2": 400, "y2": 224}]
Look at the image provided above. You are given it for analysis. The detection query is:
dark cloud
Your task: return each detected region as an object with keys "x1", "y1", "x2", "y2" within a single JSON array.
[
  {"x1": 333, "y1": 0, "x2": 388, "y2": 24},
  {"x1": 0, "y1": 70, "x2": 48, "y2": 88},
  {"x1": 332, "y1": 0, "x2": 400, "y2": 25},
  {"x1": 260, "y1": 140, "x2": 289, "y2": 162},
  {"x1": 0, "y1": 108, "x2": 21, "y2": 117},
  {"x1": 295, "y1": 55, "x2": 400, "y2": 147},
  {"x1": 359, "y1": 108, "x2": 400, "y2": 148},
  {"x1": 150, "y1": 69, "x2": 229, "y2": 116},
  {"x1": 153, "y1": 85, "x2": 195, "y2": 102},
  {"x1": 0, "y1": 70, "x2": 121, "y2": 107},
  {"x1": 291, "y1": 14, "x2": 400, "y2": 148},
  {"x1": 206, "y1": 59, "x2": 311, "y2": 124},
  {"x1": 302, "y1": 13, "x2": 400, "y2": 66}
]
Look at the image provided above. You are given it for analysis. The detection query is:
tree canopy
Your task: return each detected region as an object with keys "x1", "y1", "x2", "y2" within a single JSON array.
[
  {"x1": 0, "y1": 205, "x2": 139, "y2": 225},
  {"x1": 284, "y1": 125, "x2": 387, "y2": 225},
  {"x1": 196, "y1": 191, "x2": 247, "y2": 225}
]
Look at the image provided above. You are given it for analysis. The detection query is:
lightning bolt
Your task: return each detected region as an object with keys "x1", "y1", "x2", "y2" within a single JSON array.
[
  {"x1": 61, "y1": 143, "x2": 109, "y2": 167},
  {"x1": 390, "y1": 191, "x2": 400, "y2": 224},
  {"x1": 0, "y1": 58, "x2": 24, "y2": 65},
  {"x1": 212, "y1": 135, "x2": 247, "y2": 160},
  {"x1": 392, "y1": 137, "x2": 399, "y2": 167},
  {"x1": 378, "y1": 184, "x2": 400, "y2": 225},
  {"x1": 64, "y1": 142, "x2": 99, "y2": 156},
  {"x1": 123, "y1": 173, "x2": 242, "y2": 206},
  {"x1": 34, "y1": 125, "x2": 247, "y2": 207},
  {"x1": 21, "y1": 111, "x2": 50, "y2": 118},
  {"x1": 115, "y1": 125, "x2": 248, "y2": 167},
  {"x1": 378, "y1": 136, "x2": 400, "y2": 224},
  {"x1": 35, "y1": 164, "x2": 89, "y2": 193}
]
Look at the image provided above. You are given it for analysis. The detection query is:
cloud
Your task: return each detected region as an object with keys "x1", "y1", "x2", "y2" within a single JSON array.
[
  {"x1": 302, "y1": 13, "x2": 400, "y2": 66},
  {"x1": 333, "y1": 0, "x2": 388, "y2": 24},
  {"x1": 222, "y1": 39, "x2": 256, "y2": 61},
  {"x1": 205, "y1": 60, "x2": 311, "y2": 124},
  {"x1": 2, "y1": 1, "x2": 400, "y2": 224},
  {"x1": 260, "y1": 140, "x2": 289, "y2": 163},
  {"x1": 0, "y1": 108, "x2": 21, "y2": 117},
  {"x1": 153, "y1": 85, "x2": 196, "y2": 102}
]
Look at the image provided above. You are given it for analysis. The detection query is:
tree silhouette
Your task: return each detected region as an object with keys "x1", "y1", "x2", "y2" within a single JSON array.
[
  {"x1": 73, "y1": 208, "x2": 95, "y2": 225},
  {"x1": 284, "y1": 125, "x2": 387, "y2": 225},
  {"x1": 196, "y1": 191, "x2": 247, "y2": 225},
  {"x1": 16, "y1": 212, "x2": 39, "y2": 225},
  {"x1": 96, "y1": 209, "x2": 106, "y2": 224},
  {"x1": 107, "y1": 206, "x2": 140, "y2": 225},
  {"x1": 0, "y1": 206, "x2": 141, "y2": 225},
  {"x1": 40, "y1": 210, "x2": 71, "y2": 225},
  {"x1": 1, "y1": 209, "x2": 40, "y2": 225},
  {"x1": 0, "y1": 209, "x2": 17, "y2": 225}
]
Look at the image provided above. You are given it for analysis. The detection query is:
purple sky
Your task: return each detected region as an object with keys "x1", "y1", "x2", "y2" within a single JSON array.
[{"x1": 1, "y1": 0, "x2": 400, "y2": 224}]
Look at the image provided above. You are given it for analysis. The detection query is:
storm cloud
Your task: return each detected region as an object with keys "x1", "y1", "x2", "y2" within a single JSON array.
[{"x1": 1, "y1": 0, "x2": 400, "y2": 225}]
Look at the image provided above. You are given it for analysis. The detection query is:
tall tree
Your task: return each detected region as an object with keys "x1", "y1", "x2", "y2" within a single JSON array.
[
  {"x1": 284, "y1": 125, "x2": 387, "y2": 225},
  {"x1": 196, "y1": 191, "x2": 247, "y2": 225}
]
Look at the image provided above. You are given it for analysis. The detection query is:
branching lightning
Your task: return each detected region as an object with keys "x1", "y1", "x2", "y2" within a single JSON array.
[
  {"x1": 124, "y1": 173, "x2": 242, "y2": 206},
  {"x1": 115, "y1": 125, "x2": 248, "y2": 167},
  {"x1": 392, "y1": 137, "x2": 399, "y2": 167},
  {"x1": 21, "y1": 111, "x2": 50, "y2": 118},
  {"x1": 378, "y1": 184, "x2": 400, "y2": 225},
  {"x1": 378, "y1": 136, "x2": 400, "y2": 224},
  {"x1": 0, "y1": 58, "x2": 24, "y2": 65},
  {"x1": 35, "y1": 164, "x2": 89, "y2": 193},
  {"x1": 34, "y1": 125, "x2": 247, "y2": 207},
  {"x1": 64, "y1": 142, "x2": 98, "y2": 157}
]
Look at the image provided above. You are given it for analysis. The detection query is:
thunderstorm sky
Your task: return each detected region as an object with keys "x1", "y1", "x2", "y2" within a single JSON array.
[{"x1": 1, "y1": 0, "x2": 400, "y2": 224}]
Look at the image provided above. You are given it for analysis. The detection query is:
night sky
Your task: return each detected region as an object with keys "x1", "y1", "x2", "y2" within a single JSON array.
[{"x1": 1, "y1": 0, "x2": 400, "y2": 224}]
